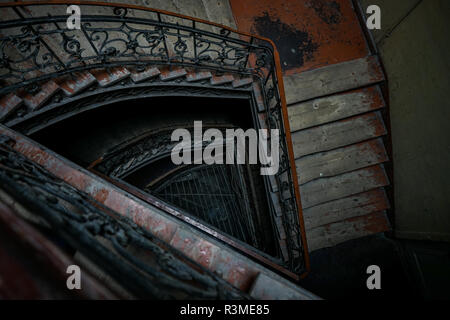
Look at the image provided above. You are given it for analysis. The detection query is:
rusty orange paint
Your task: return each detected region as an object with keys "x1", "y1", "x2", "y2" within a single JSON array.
[
  {"x1": 362, "y1": 165, "x2": 390, "y2": 186},
  {"x1": 368, "y1": 55, "x2": 385, "y2": 81},
  {"x1": 361, "y1": 139, "x2": 389, "y2": 162},
  {"x1": 350, "y1": 86, "x2": 386, "y2": 111},
  {"x1": 229, "y1": 0, "x2": 369, "y2": 75},
  {"x1": 365, "y1": 86, "x2": 385, "y2": 110}
]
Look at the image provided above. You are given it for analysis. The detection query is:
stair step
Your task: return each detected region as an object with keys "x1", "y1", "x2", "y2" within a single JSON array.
[
  {"x1": 93, "y1": 67, "x2": 130, "y2": 87},
  {"x1": 1, "y1": 123, "x2": 316, "y2": 299},
  {"x1": 292, "y1": 112, "x2": 387, "y2": 158},
  {"x1": 303, "y1": 189, "x2": 390, "y2": 230},
  {"x1": 159, "y1": 68, "x2": 188, "y2": 81},
  {"x1": 249, "y1": 272, "x2": 316, "y2": 299},
  {"x1": 186, "y1": 71, "x2": 212, "y2": 82},
  {"x1": 306, "y1": 211, "x2": 391, "y2": 252},
  {"x1": 0, "y1": 93, "x2": 22, "y2": 121},
  {"x1": 130, "y1": 67, "x2": 161, "y2": 83},
  {"x1": 300, "y1": 165, "x2": 389, "y2": 209},
  {"x1": 22, "y1": 81, "x2": 59, "y2": 111},
  {"x1": 232, "y1": 77, "x2": 253, "y2": 88},
  {"x1": 284, "y1": 56, "x2": 384, "y2": 105},
  {"x1": 288, "y1": 86, "x2": 386, "y2": 132},
  {"x1": 60, "y1": 72, "x2": 96, "y2": 97},
  {"x1": 210, "y1": 74, "x2": 234, "y2": 85},
  {"x1": 296, "y1": 138, "x2": 389, "y2": 185}
]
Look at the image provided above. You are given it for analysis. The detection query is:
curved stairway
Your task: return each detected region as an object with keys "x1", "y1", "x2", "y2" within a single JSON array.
[
  {"x1": 0, "y1": 0, "x2": 395, "y2": 298},
  {"x1": 0, "y1": 1, "x2": 312, "y2": 299}
]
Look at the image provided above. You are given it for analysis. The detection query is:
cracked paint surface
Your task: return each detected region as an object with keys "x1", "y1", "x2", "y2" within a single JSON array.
[{"x1": 230, "y1": 0, "x2": 369, "y2": 75}]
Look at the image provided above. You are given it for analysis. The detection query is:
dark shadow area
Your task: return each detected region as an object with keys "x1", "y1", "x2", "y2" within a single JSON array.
[
  {"x1": 299, "y1": 233, "x2": 450, "y2": 300},
  {"x1": 30, "y1": 96, "x2": 253, "y2": 167},
  {"x1": 28, "y1": 94, "x2": 280, "y2": 260}
]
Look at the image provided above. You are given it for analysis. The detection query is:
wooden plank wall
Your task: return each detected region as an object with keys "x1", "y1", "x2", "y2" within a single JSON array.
[
  {"x1": 230, "y1": 0, "x2": 392, "y2": 252},
  {"x1": 285, "y1": 56, "x2": 391, "y2": 251}
]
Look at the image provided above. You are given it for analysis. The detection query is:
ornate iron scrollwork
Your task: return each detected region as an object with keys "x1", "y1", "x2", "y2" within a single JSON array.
[
  {"x1": 0, "y1": 3, "x2": 270, "y2": 95},
  {"x1": 0, "y1": 2, "x2": 307, "y2": 276},
  {"x1": 0, "y1": 134, "x2": 249, "y2": 299}
]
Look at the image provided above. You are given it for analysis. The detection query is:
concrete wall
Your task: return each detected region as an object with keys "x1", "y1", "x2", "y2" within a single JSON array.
[{"x1": 360, "y1": 0, "x2": 450, "y2": 241}]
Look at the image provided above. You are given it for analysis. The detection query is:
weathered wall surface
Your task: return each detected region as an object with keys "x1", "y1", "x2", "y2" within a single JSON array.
[
  {"x1": 81, "y1": 0, "x2": 237, "y2": 28},
  {"x1": 229, "y1": 0, "x2": 392, "y2": 251},
  {"x1": 360, "y1": 0, "x2": 450, "y2": 241}
]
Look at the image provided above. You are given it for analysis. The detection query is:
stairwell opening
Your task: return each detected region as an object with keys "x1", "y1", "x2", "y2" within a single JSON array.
[{"x1": 30, "y1": 95, "x2": 281, "y2": 259}]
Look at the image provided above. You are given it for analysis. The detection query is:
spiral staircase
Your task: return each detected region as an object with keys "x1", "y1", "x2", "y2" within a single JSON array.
[
  {"x1": 0, "y1": 0, "x2": 394, "y2": 300},
  {"x1": 0, "y1": 1, "x2": 318, "y2": 299}
]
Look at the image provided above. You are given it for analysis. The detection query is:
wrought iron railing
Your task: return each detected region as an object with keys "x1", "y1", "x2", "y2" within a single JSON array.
[
  {"x1": 0, "y1": 133, "x2": 249, "y2": 299},
  {"x1": 0, "y1": 2, "x2": 271, "y2": 96},
  {"x1": 0, "y1": 1, "x2": 309, "y2": 276}
]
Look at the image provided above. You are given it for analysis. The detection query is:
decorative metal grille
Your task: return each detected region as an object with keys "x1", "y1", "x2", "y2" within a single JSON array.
[
  {"x1": 0, "y1": 2, "x2": 269, "y2": 96},
  {"x1": 149, "y1": 164, "x2": 260, "y2": 249},
  {"x1": 0, "y1": 133, "x2": 249, "y2": 299},
  {"x1": 0, "y1": 1, "x2": 308, "y2": 276}
]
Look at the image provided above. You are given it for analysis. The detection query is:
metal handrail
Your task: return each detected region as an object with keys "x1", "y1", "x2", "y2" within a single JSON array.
[
  {"x1": 0, "y1": 1, "x2": 310, "y2": 277},
  {"x1": 0, "y1": 1, "x2": 269, "y2": 95},
  {"x1": 0, "y1": 133, "x2": 249, "y2": 299}
]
